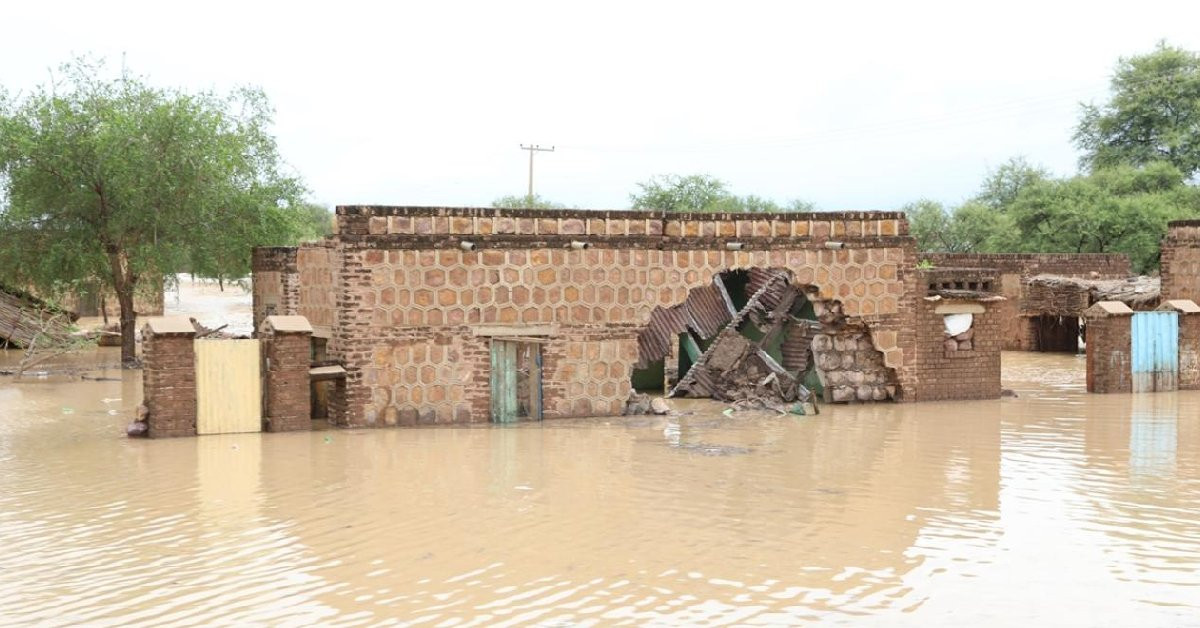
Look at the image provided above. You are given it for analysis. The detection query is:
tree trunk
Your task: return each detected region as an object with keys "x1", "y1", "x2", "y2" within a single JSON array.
[{"x1": 107, "y1": 248, "x2": 139, "y2": 367}]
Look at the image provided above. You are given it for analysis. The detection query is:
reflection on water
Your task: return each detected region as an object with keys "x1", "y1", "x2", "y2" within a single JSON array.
[{"x1": 1, "y1": 350, "x2": 1198, "y2": 625}]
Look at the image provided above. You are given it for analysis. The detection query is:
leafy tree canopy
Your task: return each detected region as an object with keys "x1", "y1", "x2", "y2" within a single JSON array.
[
  {"x1": 1075, "y1": 42, "x2": 1200, "y2": 178},
  {"x1": 0, "y1": 58, "x2": 309, "y2": 364},
  {"x1": 975, "y1": 157, "x2": 1050, "y2": 210},
  {"x1": 629, "y1": 173, "x2": 814, "y2": 213},
  {"x1": 903, "y1": 199, "x2": 1019, "y2": 253},
  {"x1": 906, "y1": 158, "x2": 1200, "y2": 274},
  {"x1": 491, "y1": 194, "x2": 569, "y2": 209}
]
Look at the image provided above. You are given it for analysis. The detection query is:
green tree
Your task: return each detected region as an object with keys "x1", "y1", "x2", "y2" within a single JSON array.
[
  {"x1": 902, "y1": 199, "x2": 952, "y2": 251},
  {"x1": 0, "y1": 59, "x2": 306, "y2": 365},
  {"x1": 295, "y1": 202, "x2": 335, "y2": 240},
  {"x1": 902, "y1": 199, "x2": 1019, "y2": 253},
  {"x1": 1007, "y1": 162, "x2": 1192, "y2": 272},
  {"x1": 975, "y1": 157, "x2": 1050, "y2": 210},
  {"x1": 629, "y1": 174, "x2": 815, "y2": 213},
  {"x1": 491, "y1": 194, "x2": 568, "y2": 209},
  {"x1": 630, "y1": 174, "x2": 729, "y2": 212},
  {"x1": 1075, "y1": 42, "x2": 1200, "y2": 177}
]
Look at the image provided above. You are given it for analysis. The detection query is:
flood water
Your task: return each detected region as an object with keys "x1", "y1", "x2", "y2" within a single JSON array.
[{"x1": 2, "y1": 349, "x2": 1199, "y2": 626}]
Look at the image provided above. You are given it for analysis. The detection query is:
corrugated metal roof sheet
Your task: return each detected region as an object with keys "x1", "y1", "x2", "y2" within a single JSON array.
[{"x1": 685, "y1": 283, "x2": 732, "y2": 339}]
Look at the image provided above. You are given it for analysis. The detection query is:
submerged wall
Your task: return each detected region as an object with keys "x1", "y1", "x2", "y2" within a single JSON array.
[
  {"x1": 280, "y1": 207, "x2": 922, "y2": 426},
  {"x1": 910, "y1": 269, "x2": 1003, "y2": 402}
]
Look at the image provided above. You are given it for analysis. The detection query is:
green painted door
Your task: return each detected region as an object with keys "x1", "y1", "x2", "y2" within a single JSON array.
[
  {"x1": 490, "y1": 339, "x2": 543, "y2": 423},
  {"x1": 490, "y1": 340, "x2": 518, "y2": 423}
]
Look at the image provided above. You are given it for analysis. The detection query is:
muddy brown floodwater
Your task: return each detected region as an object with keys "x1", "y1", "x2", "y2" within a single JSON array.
[{"x1": 1, "y1": 349, "x2": 1199, "y2": 625}]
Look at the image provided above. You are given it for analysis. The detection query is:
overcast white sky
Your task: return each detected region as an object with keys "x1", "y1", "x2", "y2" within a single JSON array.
[{"x1": 4, "y1": 1, "x2": 1200, "y2": 211}]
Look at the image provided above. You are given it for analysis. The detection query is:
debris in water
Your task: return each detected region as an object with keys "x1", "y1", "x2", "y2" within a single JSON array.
[
  {"x1": 126, "y1": 421, "x2": 148, "y2": 437},
  {"x1": 1001, "y1": 388, "x2": 1019, "y2": 398},
  {"x1": 102, "y1": 398, "x2": 121, "y2": 404},
  {"x1": 650, "y1": 397, "x2": 672, "y2": 415},
  {"x1": 61, "y1": 407, "x2": 73, "y2": 414}
]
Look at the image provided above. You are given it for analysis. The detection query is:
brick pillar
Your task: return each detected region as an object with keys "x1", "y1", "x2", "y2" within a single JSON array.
[
  {"x1": 141, "y1": 317, "x2": 197, "y2": 437},
  {"x1": 1084, "y1": 301, "x2": 1133, "y2": 394},
  {"x1": 1158, "y1": 299, "x2": 1200, "y2": 390},
  {"x1": 261, "y1": 315, "x2": 313, "y2": 432}
]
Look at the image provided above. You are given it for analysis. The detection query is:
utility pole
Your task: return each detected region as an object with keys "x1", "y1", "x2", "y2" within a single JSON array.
[{"x1": 519, "y1": 144, "x2": 555, "y2": 199}]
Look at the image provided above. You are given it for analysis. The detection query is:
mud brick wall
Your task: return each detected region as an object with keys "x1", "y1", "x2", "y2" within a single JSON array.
[
  {"x1": 1178, "y1": 312, "x2": 1200, "y2": 391},
  {"x1": 1085, "y1": 309, "x2": 1133, "y2": 394},
  {"x1": 910, "y1": 298, "x2": 1002, "y2": 401},
  {"x1": 251, "y1": 247, "x2": 298, "y2": 332},
  {"x1": 142, "y1": 329, "x2": 197, "y2": 438},
  {"x1": 262, "y1": 326, "x2": 312, "y2": 432},
  {"x1": 322, "y1": 206, "x2": 921, "y2": 427},
  {"x1": 924, "y1": 253, "x2": 1131, "y2": 350},
  {"x1": 1162, "y1": 221, "x2": 1200, "y2": 303}
]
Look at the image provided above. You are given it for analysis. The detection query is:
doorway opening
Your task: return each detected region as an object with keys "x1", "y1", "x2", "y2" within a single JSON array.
[{"x1": 1030, "y1": 315, "x2": 1081, "y2": 352}]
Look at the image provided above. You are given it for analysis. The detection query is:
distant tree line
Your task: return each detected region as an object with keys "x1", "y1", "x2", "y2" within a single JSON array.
[{"x1": 493, "y1": 175, "x2": 815, "y2": 213}]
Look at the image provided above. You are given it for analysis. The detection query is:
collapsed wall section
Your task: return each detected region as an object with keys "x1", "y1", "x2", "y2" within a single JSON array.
[{"x1": 327, "y1": 206, "x2": 920, "y2": 426}]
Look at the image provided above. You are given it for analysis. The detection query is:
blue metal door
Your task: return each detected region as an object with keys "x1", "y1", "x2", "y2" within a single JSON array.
[{"x1": 1131, "y1": 311, "x2": 1178, "y2": 392}]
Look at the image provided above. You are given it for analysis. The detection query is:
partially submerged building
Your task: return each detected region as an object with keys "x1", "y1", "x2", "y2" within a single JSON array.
[
  {"x1": 923, "y1": 253, "x2": 1133, "y2": 351},
  {"x1": 250, "y1": 207, "x2": 1013, "y2": 427}
]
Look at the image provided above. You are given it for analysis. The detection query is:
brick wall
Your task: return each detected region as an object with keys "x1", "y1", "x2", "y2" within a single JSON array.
[
  {"x1": 251, "y1": 247, "x2": 298, "y2": 332},
  {"x1": 922, "y1": 253, "x2": 1132, "y2": 277},
  {"x1": 924, "y1": 253, "x2": 1131, "y2": 350},
  {"x1": 1158, "y1": 300, "x2": 1200, "y2": 390},
  {"x1": 1084, "y1": 304, "x2": 1133, "y2": 394},
  {"x1": 142, "y1": 325, "x2": 197, "y2": 438},
  {"x1": 909, "y1": 270, "x2": 1002, "y2": 402},
  {"x1": 1162, "y1": 221, "x2": 1200, "y2": 303},
  {"x1": 261, "y1": 320, "x2": 312, "y2": 432},
  {"x1": 319, "y1": 206, "x2": 920, "y2": 426},
  {"x1": 297, "y1": 243, "x2": 339, "y2": 334}
]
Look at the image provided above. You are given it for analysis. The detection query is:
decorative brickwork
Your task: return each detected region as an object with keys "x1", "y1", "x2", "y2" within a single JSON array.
[
  {"x1": 924, "y1": 253, "x2": 1131, "y2": 350},
  {"x1": 271, "y1": 206, "x2": 925, "y2": 427},
  {"x1": 1084, "y1": 302, "x2": 1134, "y2": 394},
  {"x1": 1162, "y1": 221, "x2": 1200, "y2": 303},
  {"x1": 141, "y1": 319, "x2": 197, "y2": 438},
  {"x1": 261, "y1": 316, "x2": 313, "y2": 432}
]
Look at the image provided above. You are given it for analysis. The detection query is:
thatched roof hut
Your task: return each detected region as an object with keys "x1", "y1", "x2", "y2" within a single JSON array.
[{"x1": 1024, "y1": 274, "x2": 1160, "y2": 317}]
